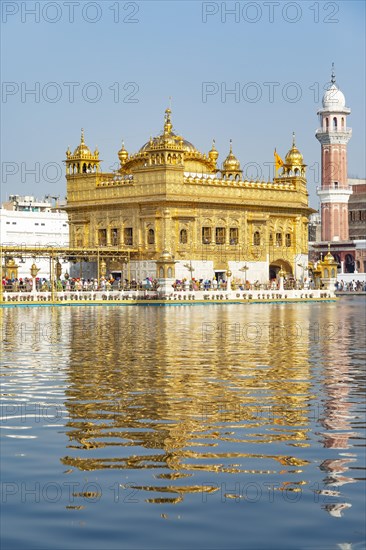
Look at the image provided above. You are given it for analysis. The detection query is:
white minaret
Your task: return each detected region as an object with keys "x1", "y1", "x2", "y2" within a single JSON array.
[{"x1": 316, "y1": 64, "x2": 352, "y2": 242}]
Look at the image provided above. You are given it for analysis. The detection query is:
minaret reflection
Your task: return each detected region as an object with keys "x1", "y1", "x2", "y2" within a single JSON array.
[
  {"x1": 61, "y1": 305, "x2": 316, "y2": 502},
  {"x1": 315, "y1": 301, "x2": 359, "y2": 516}
]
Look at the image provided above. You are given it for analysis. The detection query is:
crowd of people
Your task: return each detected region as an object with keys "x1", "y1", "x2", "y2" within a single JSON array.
[
  {"x1": 1, "y1": 276, "x2": 158, "y2": 293},
  {"x1": 0, "y1": 276, "x2": 293, "y2": 293},
  {"x1": 335, "y1": 279, "x2": 366, "y2": 292},
  {"x1": 2, "y1": 275, "x2": 366, "y2": 293}
]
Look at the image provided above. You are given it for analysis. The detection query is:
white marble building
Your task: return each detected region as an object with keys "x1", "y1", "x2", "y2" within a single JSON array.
[{"x1": 1, "y1": 195, "x2": 70, "y2": 279}]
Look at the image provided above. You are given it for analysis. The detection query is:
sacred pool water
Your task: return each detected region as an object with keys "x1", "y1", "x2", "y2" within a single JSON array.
[{"x1": 1, "y1": 297, "x2": 365, "y2": 549}]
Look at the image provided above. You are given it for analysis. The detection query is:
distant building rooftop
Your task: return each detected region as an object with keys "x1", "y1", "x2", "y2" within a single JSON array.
[{"x1": 2, "y1": 195, "x2": 65, "y2": 213}]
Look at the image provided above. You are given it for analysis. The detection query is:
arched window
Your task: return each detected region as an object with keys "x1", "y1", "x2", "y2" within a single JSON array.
[
  {"x1": 216, "y1": 227, "x2": 226, "y2": 244},
  {"x1": 341, "y1": 117, "x2": 345, "y2": 129},
  {"x1": 276, "y1": 233, "x2": 282, "y2": 246},
  {"x1": 229, "y1": 228, "x2": 238, "y2": 245},
  {"x1": 325, "y1": 117, "x2": 329, "y2": 129},
  {"x1": 98, "y1": 229, "x2": 107, "y2": 246},
  {"x1": 124, "y1": 228, "x2": 133, "y2": 246},
  {"x1": 180, "y1": 229, "x2": 188, "y2": 244},
  {"x1": 333, "y1": 117, "x2": 337, "y2": 130},
  {"x1": 83, "y1": 163, "x2": 87, "y2": 173},
  {"x1": 285, "y1": 233, "x2": 291, "y2": 247},
  {"x1": 147, "y1": 229, "x2": 155, "y2": 245},
  {"x1": 253, "y1": 231, "x2": 260, "y2": 246},
  {"x1": 202, "y1": 227, "x2": 211, "y2": 244},
  {"x1": 167, "y1": 267, "x2": 172, "y2": 278},
  {"x1": 111, "y1": 228, "x2": 119, "y2": 246}
]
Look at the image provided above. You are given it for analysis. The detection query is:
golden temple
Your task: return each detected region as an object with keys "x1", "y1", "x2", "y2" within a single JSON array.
[{"x1": 64, "y1": 109, "x2": 313, "y2": 283}]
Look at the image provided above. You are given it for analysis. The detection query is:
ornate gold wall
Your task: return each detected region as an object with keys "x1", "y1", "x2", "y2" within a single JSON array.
[{"x1": 65, "y1": 111, "x2": 313, "y2": 279}]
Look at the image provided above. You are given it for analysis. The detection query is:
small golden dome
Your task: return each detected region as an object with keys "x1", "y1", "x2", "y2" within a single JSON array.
[
  {"x1": 324, "y1": 251, "x2": 335, "y2": 263},
  {"x1": 223, "y1": 140, "x2": 240, "y2": 171},
  {"x1": 73, "y1": 128, "x2": 92, "y2": 156},
  {"x1": 118, "y1": 141, "x2": 129, "y2": 163},
  {"x1": 285, "y1": 133, "x2": 303, "y2": 166},
  {"x1": 324, "y1": 244, "x2": 336, "y2": 264},
  {"x1": 208, "y1": 139, "x2": 219, "y2": 162}
]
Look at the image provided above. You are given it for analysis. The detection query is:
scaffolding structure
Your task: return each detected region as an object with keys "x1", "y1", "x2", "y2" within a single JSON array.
[{"x1": 0, "y1": 245, "x2": 138, "y2": 302}]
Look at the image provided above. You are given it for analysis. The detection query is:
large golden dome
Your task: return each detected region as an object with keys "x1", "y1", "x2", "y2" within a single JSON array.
[{"x1": 139, "y1": 108, "x2": 197, "y2": 153}]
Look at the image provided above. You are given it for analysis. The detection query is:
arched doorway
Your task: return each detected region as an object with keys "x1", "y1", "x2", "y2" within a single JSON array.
[
  {"x1": 333, "y1": 254, "x2": 341, "y2": 272},
  {"x1": 269, "y1": 259, "x2": 293, "y2": 280},
  {"x1": 345, "y1": 254, "x2": 355, "y2": 273}
]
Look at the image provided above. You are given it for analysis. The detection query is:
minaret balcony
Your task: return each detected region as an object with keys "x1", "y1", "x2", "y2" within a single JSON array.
[
  {"x1": 315, "y1": 127, "x2": 352, "y2": 136},
  {"x1": 315, "y1": 127, "x2": 352, "y2": 145},
  {"x1": 316, "y1": 186, "x2": 353, "y2": 203},
  {"x1": 316, "y1": 184, "x2": 352, "y2": 192}
]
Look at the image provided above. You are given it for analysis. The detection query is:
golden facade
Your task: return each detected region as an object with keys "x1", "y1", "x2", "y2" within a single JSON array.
[{"x1": 65, "y1": 109, "x2": 313, "y2": 282}]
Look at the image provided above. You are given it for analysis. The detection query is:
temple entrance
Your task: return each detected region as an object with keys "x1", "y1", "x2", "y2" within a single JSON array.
[
  {"x1": 345, "y1": 254, "x2": 355, "y2": 273},
  {"x1": 269, "y1": 267, "x2": 277, "y2": 280},
  {"x1": 269, "y1": 260, "x2": 293, "y2": 280},
  {"x1": 214, "y1": 271, "x2": 225, "y2": 281}
]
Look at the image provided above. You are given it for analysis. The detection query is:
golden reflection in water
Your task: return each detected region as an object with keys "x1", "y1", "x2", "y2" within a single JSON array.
[
  {"x1": 2, "y1": 302, "x2": 363, "y2": 509},
  {"x1": 60, "y1": 305, "x2": 316, "y2": 502}
]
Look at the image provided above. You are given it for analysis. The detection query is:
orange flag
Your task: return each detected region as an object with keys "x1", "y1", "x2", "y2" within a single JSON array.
[{"x1": 274, "y1": 149, "x2": 284, "y2": 171}]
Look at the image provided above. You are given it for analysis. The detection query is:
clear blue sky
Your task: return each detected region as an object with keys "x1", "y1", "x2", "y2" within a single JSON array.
[{"x1": 1, "y1": 0, "x2": 365, "y2": 208}]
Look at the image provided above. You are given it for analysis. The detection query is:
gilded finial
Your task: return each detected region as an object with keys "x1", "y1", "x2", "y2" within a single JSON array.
[
  {"x1": 292, "y1": 132, "x2": 296, "y2": 147},
  {"x1": 223, "y1": 140, "x2": 240, "y2": 172},
  {"x1": 81, "y1": 128, "x2": 84, "y2": 144},
  {"x1": 164, "y1": 106, "x2": 172, "y2": 134},
  {"x1": 118, "y1": 139, "x2": 128, "y2": 163},
  {"x1": 208, "y1": 138, "x2": 219, "y2": 163},
  {"x1": 331, "y1": 62, "x2": 336, "y2": 84}
]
